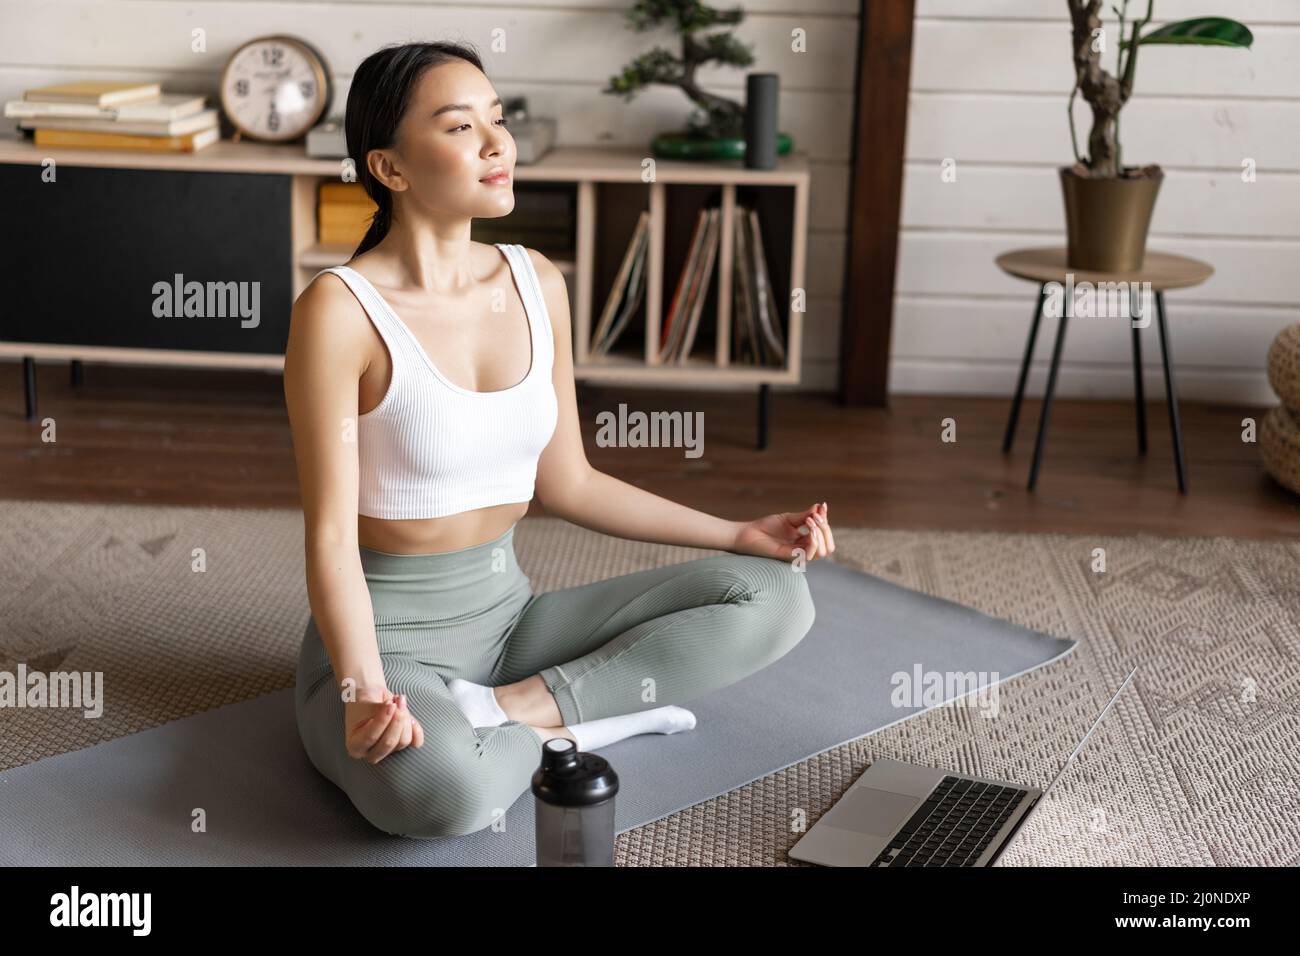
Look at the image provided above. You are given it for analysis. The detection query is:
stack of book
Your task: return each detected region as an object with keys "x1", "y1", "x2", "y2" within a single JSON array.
[
  {"x1": 730, "y1": 203, "x2": 787, "y2": 368},
  {"x1": 658, "y1": 206, "x2": 719, "y2": 364},
  {"x1": 4, "y1": 81, "x2": 219, "y2": 152},
  {"x1": 315, "y1": 181, "x2": 576, "y2": 253},
  {"x1": 318, "y1": 182, "x2": 377, "y2": 245},
  {"x1": 653, "y1": 203, "x2": 787, "y2": 367},
  {"x1": 590, "y1": 210, "x2": 650, "y2": 359}
]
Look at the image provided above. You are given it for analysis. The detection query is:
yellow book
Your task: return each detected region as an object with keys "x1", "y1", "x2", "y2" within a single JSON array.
[
  {"x1": 319, "y1": 204, "x2": 377, "y2": 231},
  {"x1": 25, "y1": 81, "x2": 162, "y2": 107},
  {"x1": 33, "y1": 125, "x2": 219, "y2": 152},
  {"x1": 318, "y1": 182, "x2": 374, "y2": 205},
  {"x1": 319, "y1": 207, "x2": 374, "y2": 244}
]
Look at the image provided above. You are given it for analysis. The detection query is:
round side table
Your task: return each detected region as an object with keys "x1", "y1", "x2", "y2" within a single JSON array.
[{"x1": 996, "y1": 246, "x2": 1214, "y2": 494}]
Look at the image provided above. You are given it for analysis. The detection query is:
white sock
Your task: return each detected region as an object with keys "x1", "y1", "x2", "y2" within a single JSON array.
[
  {"x1": 447, "y1": 678, "x2": 510, "y2": 728},
  {"x1": 569, "y1": 705, "x2": 697, "y2": 752},
  {"x1": 450, "y1": 678, "x2": 698, "y2": 750}
]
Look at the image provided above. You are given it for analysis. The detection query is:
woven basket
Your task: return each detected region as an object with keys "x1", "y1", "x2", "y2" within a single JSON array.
[
  {"x1": 1266, "y1": 323, "x2": 1300, "y2": 410},
  {"x1": 1260, "y1": 404, "x2": 1300, "y2": 496}
]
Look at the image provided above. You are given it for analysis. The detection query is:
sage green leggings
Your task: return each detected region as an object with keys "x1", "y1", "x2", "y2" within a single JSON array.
[{"x1": 293, "y1": 523, "x2": 816, "y2": 839}]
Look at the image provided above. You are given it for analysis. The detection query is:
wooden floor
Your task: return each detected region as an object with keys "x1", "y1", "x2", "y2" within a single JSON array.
[{"x1": 3, "y1": 362, "x2": 1298, "y2": 540}]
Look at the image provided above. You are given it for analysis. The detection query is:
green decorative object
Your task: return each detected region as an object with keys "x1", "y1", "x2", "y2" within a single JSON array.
[
  {"x1": 605, "y1": 0, "x2": 793, "y2": 159},
  {"x1": 1122, "y1": 15, "x2": 1255, "y2": 49},
  {"x1": 650, "y1": 130, "x2": 793, "y2": 160}
]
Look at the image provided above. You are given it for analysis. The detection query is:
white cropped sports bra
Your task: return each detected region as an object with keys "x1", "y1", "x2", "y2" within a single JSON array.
[{"x1": 313, "y1": 243, "x2": 558, "y2": 520}]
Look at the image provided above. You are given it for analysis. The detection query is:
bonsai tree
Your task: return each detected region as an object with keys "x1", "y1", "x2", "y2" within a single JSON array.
[
  {"x1": 604, "y1": 0, "x2": 756, "y2": 138},
  {"x1": 1066, "y1": 0, "x2": 1253, "y2": 178}
]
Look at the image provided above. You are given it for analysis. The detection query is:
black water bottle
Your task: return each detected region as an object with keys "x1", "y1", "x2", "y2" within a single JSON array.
[{"x1": 532, "y1": 737, "x2": 619, "y2": 866}]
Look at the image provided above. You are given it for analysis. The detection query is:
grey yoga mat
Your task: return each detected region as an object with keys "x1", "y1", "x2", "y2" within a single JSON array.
[{"x1": 0, "y1": 557, "x2": 1076, "y2": 866}]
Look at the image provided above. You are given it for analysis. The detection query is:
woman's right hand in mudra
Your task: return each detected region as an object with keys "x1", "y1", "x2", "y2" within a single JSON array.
[{"x1": 345, "y1": 691, "x2": 425, "y2": 763}]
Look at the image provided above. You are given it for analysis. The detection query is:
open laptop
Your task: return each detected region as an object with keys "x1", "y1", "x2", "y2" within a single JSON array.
[{"x1": 788, "y1": 666, "x2": 1137, "y2": 867}]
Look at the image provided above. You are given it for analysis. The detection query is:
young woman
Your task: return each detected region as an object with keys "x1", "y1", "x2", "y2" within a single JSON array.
[{"x1": 283, "y1": 40, "x2": 833, "y2": 839}]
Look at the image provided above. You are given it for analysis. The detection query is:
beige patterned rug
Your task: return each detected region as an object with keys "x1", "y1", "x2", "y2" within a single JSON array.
[{"x1": 1, "y1": 500, "x2": 1296, "y2": 866}]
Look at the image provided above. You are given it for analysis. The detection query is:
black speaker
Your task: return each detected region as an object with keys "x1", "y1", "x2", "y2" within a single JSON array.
[{"x1": 744, "y1": 73, "x2": 779, "y2": 170}]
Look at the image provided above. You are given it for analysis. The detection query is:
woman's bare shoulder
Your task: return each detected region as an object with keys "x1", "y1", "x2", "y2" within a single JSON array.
[
  {"x1": 296, "y1": 266, "x2": 356, "y2": 312},
  {"x1": 287, "y1": 268, "x2": 377, "y2": 368}
]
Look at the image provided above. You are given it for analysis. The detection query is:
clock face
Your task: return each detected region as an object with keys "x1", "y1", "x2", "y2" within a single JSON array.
[{"x1": 221, "y1": 36, "x2": 330, "y2": 142}]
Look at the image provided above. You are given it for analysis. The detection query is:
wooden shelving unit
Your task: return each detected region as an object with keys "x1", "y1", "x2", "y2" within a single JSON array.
[
  {"x1": 0, "y1": 137, "x2": 809, "y2": 442},
  {"x1": 303, "y1": 144, "x2": 810, "y2": 393}
]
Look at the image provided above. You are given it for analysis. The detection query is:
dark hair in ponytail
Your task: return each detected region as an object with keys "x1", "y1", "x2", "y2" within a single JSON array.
[{"x1": 345, "y1": 40, "x2": 486, "y2": 260}]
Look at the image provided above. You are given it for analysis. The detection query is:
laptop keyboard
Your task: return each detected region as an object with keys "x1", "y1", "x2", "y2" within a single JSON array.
[{"x1": 870, "y1": 775, "x2": 1029, "y2": 867}]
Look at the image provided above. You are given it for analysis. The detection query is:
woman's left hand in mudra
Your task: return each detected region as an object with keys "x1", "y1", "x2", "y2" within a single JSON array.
[{"x1": 731, "y1": 501, "x2": 835, "y2": 563}]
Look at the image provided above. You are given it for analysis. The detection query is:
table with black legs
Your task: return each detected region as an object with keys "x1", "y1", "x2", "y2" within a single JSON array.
[{"x1": 995, "y1": 246, "x2": 1214, "y2": 494}]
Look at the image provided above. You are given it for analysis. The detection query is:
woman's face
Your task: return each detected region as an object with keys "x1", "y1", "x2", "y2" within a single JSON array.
[{"x1": 376, "y1": 58, "x2": 516, "y2": 224}]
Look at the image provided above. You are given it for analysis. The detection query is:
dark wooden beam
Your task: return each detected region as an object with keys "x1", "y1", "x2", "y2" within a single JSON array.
[{"x1": 840, "y1": 0, "x2": 917, "y2": 407}]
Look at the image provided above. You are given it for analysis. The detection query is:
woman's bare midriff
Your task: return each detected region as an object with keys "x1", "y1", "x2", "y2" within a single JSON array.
[
  {"x1": 357, "y1": 503, "x2": 530, "y2": 555},
  {"x1": 351, "y1": 324, "x2": 534, "y2": 554},
  {"x1": 347, "y1": 243, "x2": 537, "y2": 556}
]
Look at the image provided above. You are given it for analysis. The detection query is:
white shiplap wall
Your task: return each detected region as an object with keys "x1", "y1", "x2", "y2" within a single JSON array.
[
  {"x1": 0, "y1": 0, "x2": 858, "y2": 393},
  {"x1": 897, "y1": 0, "x2": 1300, "y2": 404},
  {"x1": 6, "y1": 1, "x2": 1288, "y2": 402}
]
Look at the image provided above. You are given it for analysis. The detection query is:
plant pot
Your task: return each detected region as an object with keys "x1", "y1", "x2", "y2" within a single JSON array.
[
  {"x1": 651, "y1": 130, "x2": 793, "y2": 160},
  {"x1": 1059, "y1": 165, "x2": 1164, "y2": 272}
]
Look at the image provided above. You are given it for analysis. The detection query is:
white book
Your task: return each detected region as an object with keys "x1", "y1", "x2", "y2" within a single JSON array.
[
  {"x1": 18, "y1": 108, "x2": 218, "y2": 138},
  {"x1": 5, "y1": 92, "x2": 208, "y2": 122},
  {"x1": 23, "y1": 80, "x2": 161, "y2": 106}
]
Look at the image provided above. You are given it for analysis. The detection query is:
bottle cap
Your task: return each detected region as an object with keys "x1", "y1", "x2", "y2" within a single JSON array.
[{"x1": 531, "y1": 737, "x2": 619, "y2": 807}]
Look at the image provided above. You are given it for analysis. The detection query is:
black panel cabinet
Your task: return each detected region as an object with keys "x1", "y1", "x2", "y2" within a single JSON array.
[{"x1": 0, "y1": 163, "x2": 292, "y2": 354}]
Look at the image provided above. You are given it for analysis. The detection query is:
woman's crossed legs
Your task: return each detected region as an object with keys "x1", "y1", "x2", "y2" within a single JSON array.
[{"x1": 300, "y1": 551, "x2": 815, "y2": 839}]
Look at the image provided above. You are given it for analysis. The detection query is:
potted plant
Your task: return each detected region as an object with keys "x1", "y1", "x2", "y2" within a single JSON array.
[
  {"x1": 604, "y1": 0, "x2": 793, "y2": 160},
  {"x1": 1063, "y1": 1, "x2": 1252, "y2": 271}
]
